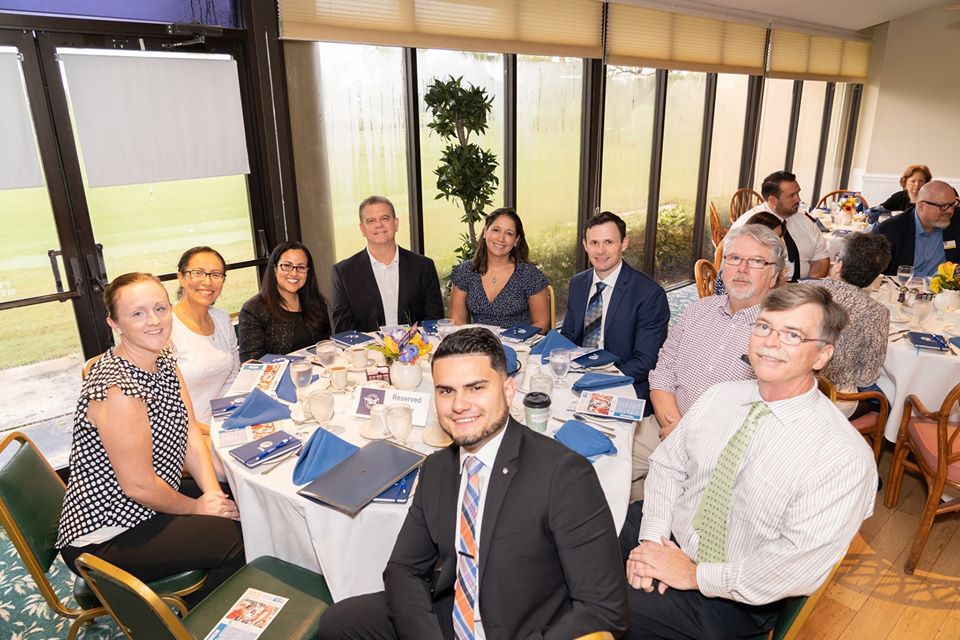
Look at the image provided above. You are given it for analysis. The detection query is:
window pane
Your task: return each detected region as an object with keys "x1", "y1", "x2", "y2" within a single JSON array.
[
  {"x1": 601, "y1": 65, "x2": 656, "y2": 273},
  {"x1": 657, "y1": 70, "x2": 706, "y2": 286},
  {"x1": 792, "y1": 81, "x2": 827, "y2": 202},
  {"x1": 705, "y1": 73, "x2": 749, "y2": 241},
  {"x1": 821, "y1": 83, "x2": 851, "y2": 195},
  {"x1": 516, "y1": 55, "x2": 582, "y2": 314},
  {"x1": 316, "y1": 43, "x2": 409, "y2": 260},
  {"x1": 754, "y1": 78, "x2": 794, "y2": 180},
  {"x1": 418, "y1": 49, "x2": 504, "y2": 289}
]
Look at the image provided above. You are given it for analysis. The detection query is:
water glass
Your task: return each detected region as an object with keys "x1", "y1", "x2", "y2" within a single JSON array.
[
  {"x1": 386, "y1": 404, "x2": 414, "y2": 445},
  {"x1": 290, "y1": 361, "x2": 314, "y2": 408},
  {"x1": 529, "y1": 373, "x2": 554, "y2": 396},
  {"x1": 308, "y1": 390, "x2": 335, "y2": 426},
  {"x1": 437, "y1": 318, "x2": 456, "y2": 340},
  {"x1": 315, "y1": 340, "x2": 338, "y2": 374},
  {"x1": 897, "y1": 265, "x2": 914, "y2": 288},
  {"x1": 913, "y1": 297, "x2": 933, "y2": 330},
  {"x1": 548, "y1": 349, "x2": 572, "y2": 387}
]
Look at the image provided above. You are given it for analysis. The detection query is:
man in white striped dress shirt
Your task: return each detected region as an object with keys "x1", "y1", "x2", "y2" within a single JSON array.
[{"x1": 621, "y1": 285, "x2": 877, "y2": 639}]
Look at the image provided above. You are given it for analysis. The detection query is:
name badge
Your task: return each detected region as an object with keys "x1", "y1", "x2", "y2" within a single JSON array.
[{"x1": 945, "y1": 240, "x2": 957, "y2": 250}]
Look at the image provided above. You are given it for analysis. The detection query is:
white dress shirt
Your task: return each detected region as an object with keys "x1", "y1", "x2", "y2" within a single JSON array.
[
  {"x1": 640, "y1": 379, "x2": 876, "y2": 605},
  {"x1": 368, "y1": 246, "x2": 400, "y2": 326},
  {"x1": 586, "y1": 260, "x2": 624, "y2": 349},
  {"x1": 170, "y1": 307, "x2": 240, "y2": 424},
  {"x1": 454, "y1": 423, "x2": 508, "y2": 640},
  {"x1": 732, "y1": 202, "x2": 829, "y2": 278}
]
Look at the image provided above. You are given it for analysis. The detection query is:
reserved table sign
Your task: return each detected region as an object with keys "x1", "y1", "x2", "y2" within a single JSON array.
[{"x1": 354, "y1": 385, "x2": 431, "y2": 426}]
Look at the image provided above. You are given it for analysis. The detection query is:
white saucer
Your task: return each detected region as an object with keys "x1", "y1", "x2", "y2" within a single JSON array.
[
  {"x1": 421, "y1": 427, "x2": 453, "y2": 448},
  {"x1": 349, "y1": 359, "x2": 376, "y2": 372},
  {"x1": 890, "y1": 316, "x2": 910, "y2": 325},
  {"x1": 359, "y1": 421, "x2": 391, "y2": 440}
]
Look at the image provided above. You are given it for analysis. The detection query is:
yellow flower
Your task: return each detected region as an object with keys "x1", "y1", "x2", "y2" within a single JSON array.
[
  {"x1": 384, "y1": 335, "x2": 398, "y2": 355},
  {"x1": 930, "y1": 277, "x2": 942, "y2": 293},
  {"x1": 940, "y1": 262, "x2": 957, "y2": 281}
]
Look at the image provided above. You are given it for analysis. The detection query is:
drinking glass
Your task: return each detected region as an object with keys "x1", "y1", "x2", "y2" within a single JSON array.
[
  {"x1": 529, "y1": 373, "x2": 554, "y2": 395},
  {"x1": 290, "y1": 361, "x2": 314, "y2": 411},
  {"x1": 547, "y1": 349, "x2": 572, "y2": 388},
  {"x1": 897, "y1": 265, "x2": 914, "y2": 287},
  {"x1": 315, "y1": 340, "x2": 338, "y2": 376},
  {"x1": 386, "y1": 404, "x2": 413, "y2": 445},
  {"x1": 913, "y1": 297, "x2": 934, "y2": 330},
  {"x1": 437, "y1": 318, "x2": 456, "y2": 340},
  {"x1": 308, "y1": 390, "x2": 335, "y2": 427}
]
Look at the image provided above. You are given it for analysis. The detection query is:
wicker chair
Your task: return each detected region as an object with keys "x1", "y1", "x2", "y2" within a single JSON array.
[{"x1": 729, "y1": 188, "x2": 763, "y2": 222}]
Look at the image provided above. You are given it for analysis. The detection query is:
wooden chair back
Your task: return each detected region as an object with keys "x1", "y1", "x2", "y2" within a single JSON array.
[
  {"x1": 82, "y1": 354, "x2": 103, "y2": 380},
  {"x1": 694, "y1": 259, "x2": 717, "y2": 298},
  {"x1": 729, "y1": 188, "x2": 763, "y2": 222},
  {"x1": 817, "y1": 190, "x2": 870, "y2": 210},
  {"x1": 546, "y1": 284, "x2": 556, "y2": 330},
  {"x1": 713, "y1": 242, "x2": 724, "y2": 271},
  {"x1": 816, "y1": 377, "x2": 888, "y2": 461},
  {"x1": 708, "y1": 201, "x2": 727, "y2": 249}
]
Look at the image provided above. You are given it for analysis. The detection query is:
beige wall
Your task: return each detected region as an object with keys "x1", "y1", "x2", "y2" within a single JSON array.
[{"x1": 856, "y1": 3, "x2": 960, "y2": 187}]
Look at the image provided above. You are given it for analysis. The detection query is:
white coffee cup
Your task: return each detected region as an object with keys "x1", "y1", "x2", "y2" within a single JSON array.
[
  {"x1": 329, "y1": 365, "x2": 349, "y2": 391},
  {"x1": 348, "y1": 347, "x2": 368, "y2": 370},
  {"x1": 513, "y1": 344, "x2": 531, "y2": 372}
]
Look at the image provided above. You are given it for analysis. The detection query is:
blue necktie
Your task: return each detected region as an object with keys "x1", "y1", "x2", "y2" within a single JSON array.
[{"x1": 582, "y1": 282, "x2": 606, "y2": 348}]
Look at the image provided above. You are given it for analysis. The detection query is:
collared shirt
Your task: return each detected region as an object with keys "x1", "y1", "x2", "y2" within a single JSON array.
[
  {"x1": 454, "y1": 423, "x2": 509, "y2": 639},
  {"x1": 733, "y1": 203, "x2": 829, "y2": 278},
  {"x1": 367, "y1": 246, "x2": 400, "y2": 326},
  {"x1": 586, "y1": 260, "x2": 624, "y2": 349},
  {"x1": 913, "y1": 210, "x2": 946, "y2": 277},
  {"x1": 640, "y1": 379, "x2": 876, "y2": 605},
  {"x1": 648, "y1": 295, "x2": 758, "y2": 415}
]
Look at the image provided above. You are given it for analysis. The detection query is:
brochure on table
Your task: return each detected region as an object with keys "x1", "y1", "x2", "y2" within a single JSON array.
[
  {"x1": 575, "y1": 391, "x2": 645, "y2": 421},
  {"x1": 203, "y1": 588, "x2": 288, "y2": 640},
  {"x1": 226, "y1": 360, "x2": 288, "y2": 396},
  {"x1": 353, "y1": 385, "x2": 431, "y2": 426},
  {"x1": 217, "y1": 422, "x2": 279, "y2": 448}
]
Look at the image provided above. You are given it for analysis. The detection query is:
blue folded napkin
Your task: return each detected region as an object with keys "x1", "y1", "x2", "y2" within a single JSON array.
[
  {"x1": 501, "y1": 323, "x2": 540, "y2": 342},
  {"x1": 332, "y1": 331, "x2": 375, "y2": 347},
  {"x1": 261, "y1": 353, "x2": 319, "y2": 403},
  {"x1": 530, "y1": 329, "x2": 577, "y2": 364},
  {"x1": 572, "y1": 349, "x2": 622, "y2": 369},
  {"x1": 292, "y1": 428, "x2": 360, "y2": 486},
  {"x1": 572, "y1": 372, "x2": 635, "y2": 393},
  {"x1": 554, "y1": 420, "x2": 617, "y2": 460},
  {"x1": 502, "y1": 344, "x2": 519, "y2": 376},
  {"x1": 421, "y1": 319, "x2": 439, "y2": 335},
  {"x1": 221, "y1": 388, "x2": 291, "y2": 430}
]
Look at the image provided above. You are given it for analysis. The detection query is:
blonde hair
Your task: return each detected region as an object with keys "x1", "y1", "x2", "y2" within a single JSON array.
[{"x1": 103, "y1": 272, "x2": 164, "y2": 318}]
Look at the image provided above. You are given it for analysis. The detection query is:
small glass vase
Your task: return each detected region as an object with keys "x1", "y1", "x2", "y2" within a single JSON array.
[{"x1": 390, "y1": 359, "x2": 423, "y2": 391}]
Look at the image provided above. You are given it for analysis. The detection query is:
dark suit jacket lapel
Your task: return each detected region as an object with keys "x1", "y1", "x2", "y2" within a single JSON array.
[
  {"x1": 436, "y1": 446, "x2": 460, "y2": 592},
  {"x1": 397, "y1": 248, "x2": 413, "y2": 326},
  {"x1": 477, "y1": 419, "x2": 522, "y2": 581},
  {"x1": 569, "y1": 272, "x2": 591, "y2": 342},
  {"x1": 902, "y1": 209, "x2": 917, "y2": 269},
  {"x1": 354, "y1": 250, "x2": 386, "y2": 328},
  {"x1": 604, "y1": 263, "x2": 631, "y2": 335}
]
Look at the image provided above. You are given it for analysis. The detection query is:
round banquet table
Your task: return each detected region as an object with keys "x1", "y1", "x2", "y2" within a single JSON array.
[{"x1": 212, "y1": 342, "x2": 636, "y2": 602}]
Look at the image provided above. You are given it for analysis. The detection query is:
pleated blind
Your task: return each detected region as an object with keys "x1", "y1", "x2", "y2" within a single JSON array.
[
  {"x1": 278, "y1": 0, "x2": 604, "y2": 58},
  {"x1": 606, "y1": 3, "x2": 767, "y2": 74},
  {"x1": 769, "y1": 29, "x2": 871, "y2": 82}
]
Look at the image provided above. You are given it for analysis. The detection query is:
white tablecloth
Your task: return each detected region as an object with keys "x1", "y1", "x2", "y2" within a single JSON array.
[
  {"x1": 212, "y1": 354, "x2": 635, "y2": 602},
  {"x1": 877, "y1": 312, "x2": 960, "y2": 441}
]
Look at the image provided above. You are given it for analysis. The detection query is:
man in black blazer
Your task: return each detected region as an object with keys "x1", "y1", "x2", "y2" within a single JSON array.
[
  {"x1": 560, "y1": 212, "x2": 670, "y2": 413},
  {"x1": 316, "y1": 328, "x2": 627, "y2": 640},
  {"x1": 874, "y1": 180, "x2": 960, "y2": 276},
  {"x1": 331, "y1": 195, "x2": 444, "y2": 332}
]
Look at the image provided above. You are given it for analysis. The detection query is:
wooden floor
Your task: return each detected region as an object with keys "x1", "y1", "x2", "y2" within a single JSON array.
[{"x1": 796, "y1": 444, "x2": 960, "y2": 639}]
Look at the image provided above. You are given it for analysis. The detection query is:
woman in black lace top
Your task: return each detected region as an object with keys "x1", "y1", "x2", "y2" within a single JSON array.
[{"x1": 238, "y1": 241, "x2": 332, "y2": 361}]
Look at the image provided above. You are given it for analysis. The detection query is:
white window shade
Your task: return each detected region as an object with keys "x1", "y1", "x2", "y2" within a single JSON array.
[
  {"x1": 769, "y1": 30, "x2": 871, "y2": 82},
  {"x1": 278, "y1": 0, "x2": 603, "y2": 58},
  {"x1": 0, "y1": 50, "x2": 44, "y2": 191},
  {"x1": 58, "y1": 51, "x2": 250, "y2": 188}
]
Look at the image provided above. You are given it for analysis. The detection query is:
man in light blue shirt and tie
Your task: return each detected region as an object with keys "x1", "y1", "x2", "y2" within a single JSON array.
[{"x1": 875, "y1": 180, "x2": 960, "y2": 277}]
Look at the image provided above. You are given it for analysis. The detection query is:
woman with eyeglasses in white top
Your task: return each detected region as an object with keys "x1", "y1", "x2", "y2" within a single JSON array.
[
  {"x1": 170, "y1": 246, "x2": 240, "y2": 428},
  {"x1": 238, "y1": 241, "x2": 332, "y2": 362}
]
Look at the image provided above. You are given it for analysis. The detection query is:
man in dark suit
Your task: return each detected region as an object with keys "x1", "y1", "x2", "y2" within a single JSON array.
[
  {"x1": 874, "y1": 180, "x2": 960, "y2": 276},
  {"x1": 331, "y1": 195, "x2": 444, "y2": 332},
  {"x1": 560, "y1": 211, "x2": 670, "y2": 413},
  {"x1": 316, "y1": 328, "x2": 627, "y2": 640}
]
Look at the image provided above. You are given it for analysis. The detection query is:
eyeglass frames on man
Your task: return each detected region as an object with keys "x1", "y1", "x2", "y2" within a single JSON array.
[
  {"x1": 919, "y1": 199, "x2": 959, "y2": 213},
  {"x1": 752, "y1": 321, "x2": 828, "y2": 347},
  {"x1": 723, "y1": 255, "x2": 776, "y2": 269}
]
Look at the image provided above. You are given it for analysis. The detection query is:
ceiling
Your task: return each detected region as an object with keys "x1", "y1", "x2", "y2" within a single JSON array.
[{"x1": 623, "y1": 0, "x2": 950, "y2": 33}]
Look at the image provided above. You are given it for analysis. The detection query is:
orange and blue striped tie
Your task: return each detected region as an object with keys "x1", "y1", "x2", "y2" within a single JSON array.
[{"x1": 453, "y1": 456, "x2": 483, "y2": 640}]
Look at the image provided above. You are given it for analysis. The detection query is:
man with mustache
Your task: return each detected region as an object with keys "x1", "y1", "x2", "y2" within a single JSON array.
[
  {"x1": 620, "y1": 285, "x2": 877, "y2": 639},
  {"x1": 317, "y1": 327, "x2": 627, "y2": 639},
  {"x1": 630, "y1": 225, "x2": 785, "y2": 500},
  {"x1": 874, "y1": 180, "x2": 960, "y2": 276}
]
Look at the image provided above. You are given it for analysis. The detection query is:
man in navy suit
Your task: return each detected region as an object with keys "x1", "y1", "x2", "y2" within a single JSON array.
[
  {"x1": 874, "y1": 180, "x2": 960, "y2": 276},
  {"x1": 560, "y1": 211, "x2": 670, "y2": 415}
]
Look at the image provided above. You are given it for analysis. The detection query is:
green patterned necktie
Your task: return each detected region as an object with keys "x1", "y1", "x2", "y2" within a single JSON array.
[{"x1": 692, "y1": 400, "x2": 770, "y2": 563}]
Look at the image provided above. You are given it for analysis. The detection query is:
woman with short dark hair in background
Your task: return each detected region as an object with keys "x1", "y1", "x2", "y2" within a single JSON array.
[
  {"x1": 449, "y1": 207, "x2": 550, "y2": 333},
  {"x1": 171, "y1": 246, "x2": 239, "y2": 427},
  {"x1": 57, "y1": 273, "x2": 244, "y2": 605},
  {"x1": 238, "y1": 241, "x2": 332, "y2": 361},
  {"x1": 881, "y1": 164, "x2": 932, "y2": 211}
]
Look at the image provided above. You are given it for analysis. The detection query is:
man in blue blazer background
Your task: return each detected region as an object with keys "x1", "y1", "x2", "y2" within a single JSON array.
[{"x1": 560, "y1": 211, "x2": 670, "y2": 415}]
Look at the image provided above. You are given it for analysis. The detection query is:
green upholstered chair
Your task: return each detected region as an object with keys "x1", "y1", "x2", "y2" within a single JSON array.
[
  {"x1": 746, "y1": 559, "x2": 841, "y2": 640},
  {"x1": 76, "y1": 553, "x2": 332, "y2": 639},
  {"x1": 0, "y1": 431, "x2": 206, "y2": 639}
]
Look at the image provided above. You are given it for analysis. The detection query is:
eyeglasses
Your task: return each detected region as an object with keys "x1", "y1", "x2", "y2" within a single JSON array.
[
  {"x1": 752, "y1": 321, "x2": 827, "y2": 347},
  {"x1": 919, "y1": 199, "x2": 959, "y2": 213},
  {"x1": 723, "y1": 255, "x2": 775, "y2": 269},
  {"x1": 182, "y1": 269, "x2": 226, "y2": 282},
  {"x1": 277, "y1": 262, "x2": 309, "y2": 273}
]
